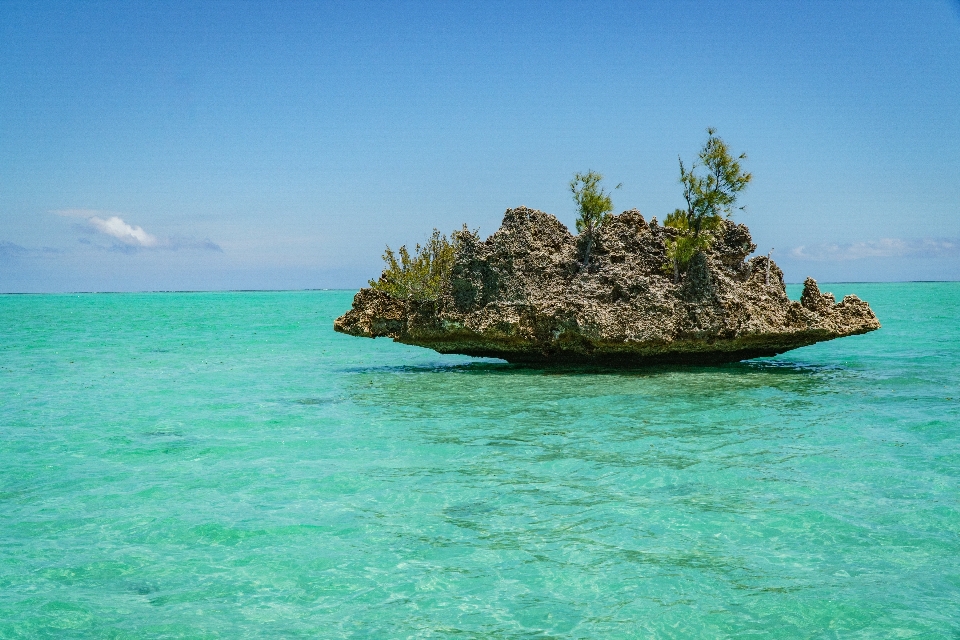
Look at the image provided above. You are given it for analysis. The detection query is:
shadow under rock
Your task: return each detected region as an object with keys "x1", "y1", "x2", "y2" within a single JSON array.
[
  {"x1": 341, "y1": 357, "x2": 841, "y2": 378},
  {"x1": 339, "y1": 357, "x2": 848, "y2": 417}
]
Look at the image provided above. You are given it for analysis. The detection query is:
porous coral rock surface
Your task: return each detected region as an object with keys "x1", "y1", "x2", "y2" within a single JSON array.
[{"x1": 334, "y1": 207, "x2": 880, "y2": 365}]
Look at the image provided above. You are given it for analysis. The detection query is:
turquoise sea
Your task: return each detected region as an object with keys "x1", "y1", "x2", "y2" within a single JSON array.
[{"x1": 1, "y1": 283, "x2": 958, "y2": 638}]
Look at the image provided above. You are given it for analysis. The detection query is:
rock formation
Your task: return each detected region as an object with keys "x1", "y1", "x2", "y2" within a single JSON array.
[{"x1": 334, "y1": 207, "x2": 880, "y2": 365}]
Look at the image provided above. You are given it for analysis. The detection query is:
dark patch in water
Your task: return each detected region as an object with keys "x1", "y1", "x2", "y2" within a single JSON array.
[
  {"x1": 443, "y1": 502, "x2": 496, "y2": 518},
  {"x1": 129, "y1": 583, "x2": 157, "y2": 596},
  {"x1": 341, "y1": 359, "x2": 842, "y2": 378},
  {"x1": 339, "y1": 361, "x2": 511, "y2": 375},
  {"x1": 291, "y1": 396, "x2": 347, "y2": 406},
  {"x1": 144, "y1": 429, "x2": 184, "y2": 438}
]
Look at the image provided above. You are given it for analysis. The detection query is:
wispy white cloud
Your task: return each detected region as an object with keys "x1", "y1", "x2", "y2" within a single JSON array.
[
  {"x1": 791, "y1": 238, "x2": 960, "y2": 261},
  {"x1": 89, "y1": 216, "x2": 158, "y2": 247},
  {"x1": 51, "y1": 209, "x2": 221, "y2": 252}
]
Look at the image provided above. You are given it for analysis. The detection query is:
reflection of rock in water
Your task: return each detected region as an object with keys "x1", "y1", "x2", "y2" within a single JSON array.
[{"x1": 335, "y1": 207, "x2": 880, "y2": 366}]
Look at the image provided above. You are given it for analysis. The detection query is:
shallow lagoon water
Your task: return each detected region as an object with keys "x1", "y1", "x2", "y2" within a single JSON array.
[{"x1": 1, "y1": 283, "x2": 958, "y2": 637}]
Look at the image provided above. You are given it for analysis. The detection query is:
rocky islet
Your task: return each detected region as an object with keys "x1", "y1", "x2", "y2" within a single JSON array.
[{"x1": 334, "y1": 207, "x2": 880, "y2": 365}]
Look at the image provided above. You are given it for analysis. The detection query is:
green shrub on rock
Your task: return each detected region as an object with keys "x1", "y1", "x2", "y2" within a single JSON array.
[
  {"x1": 664, "y1": 128, "x2": 751, "y2": 279},
  {"x1": 663, "y1": 210, "x2": 716, "y2": 280},
  {"x1": 369, "y1": 229, "x2": 457, "y2": 301},
  {"x1": 570, "y1": 170, "x2": 620, "y2": 267}
]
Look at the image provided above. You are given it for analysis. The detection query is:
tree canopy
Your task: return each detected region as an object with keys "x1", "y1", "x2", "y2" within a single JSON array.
[
  {"x1": 570, "y1": 170, "x2": 620, "y2": 266},
  {"x1": 665, "y1": 128, "x2": 751, "y2": 278},
  {"x1": 675, "y1": 127, "x2": 752, "y2": 238}
]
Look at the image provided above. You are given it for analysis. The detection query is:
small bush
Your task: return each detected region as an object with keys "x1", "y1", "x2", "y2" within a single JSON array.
[
  {"x1": 664, "y1": 128, "x2": 750, "y2": 280},
  {"x1": 369, "y1": 229, "x2": 457, "y2": 301},
  {"x1": 570, "y1": 170, "x2": 620, "y2": 266},
  {"x1": 663, "y1": 209, "x2": 719, "y2": 278}
]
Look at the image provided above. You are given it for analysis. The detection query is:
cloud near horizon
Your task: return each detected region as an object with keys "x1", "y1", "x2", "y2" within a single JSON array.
[
  {"x1": 89, "y1": 215, "x2": 158, "y2": 247},
  {"x1": 791, "y1": 238, "x2": 960, "y2": 261},
  {"x1": 52, "y1": 209, "x2": 221, "y2": 252}
]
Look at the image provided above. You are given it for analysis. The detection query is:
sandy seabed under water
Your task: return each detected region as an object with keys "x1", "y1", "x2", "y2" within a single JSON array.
[{"x1": 1, "y1": 283, "x2": 958, "y2": 637}]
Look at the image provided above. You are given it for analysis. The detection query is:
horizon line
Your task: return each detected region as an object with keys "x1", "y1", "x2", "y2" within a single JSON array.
[{"x1": 2, "y1": 280, "x2": 959, "y2": 295}]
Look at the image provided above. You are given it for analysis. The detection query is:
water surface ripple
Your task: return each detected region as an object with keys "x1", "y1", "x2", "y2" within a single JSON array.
[{"x1": 1, "y1": 284, "x2": 958, "y2": 637}]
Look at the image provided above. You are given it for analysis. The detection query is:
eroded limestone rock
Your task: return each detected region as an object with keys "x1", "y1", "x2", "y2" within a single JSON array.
[{"x1": 334, "y1": 207, "x2": 880, "y2": 365}]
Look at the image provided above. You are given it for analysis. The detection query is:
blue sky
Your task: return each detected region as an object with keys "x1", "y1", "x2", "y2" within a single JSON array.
[{"x1": 2, "y1": 0, "x2": 958, "y2": 292}]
